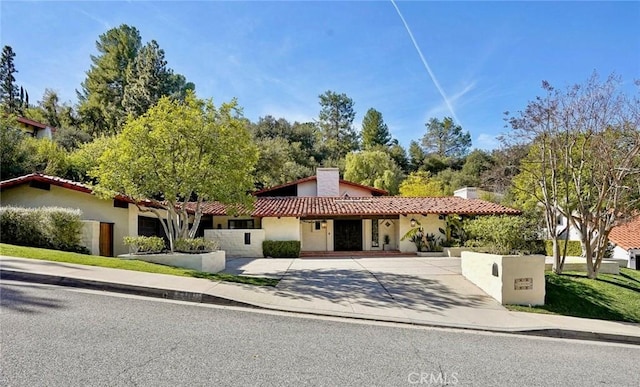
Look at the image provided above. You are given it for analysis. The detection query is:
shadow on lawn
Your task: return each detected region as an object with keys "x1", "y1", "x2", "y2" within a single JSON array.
[
  {"x1": 273, "y1": 269, "x2": 490, "y2": 315},
  {"x1": 541, "y1": 274, "x2": 636, "y2": 323}
]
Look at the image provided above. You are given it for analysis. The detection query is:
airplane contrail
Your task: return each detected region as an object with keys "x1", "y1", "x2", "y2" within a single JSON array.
[{"x1": 390, "y1": 0, "x2": 461, "y2": 124}]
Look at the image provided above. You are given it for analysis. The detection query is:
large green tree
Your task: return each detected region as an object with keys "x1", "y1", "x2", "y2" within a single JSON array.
[
  {"x1": 344, "y1": 150, "x2": 403, "y2": 195},
  {"x1": 94, "y1": 92, "x2": 258, "y2": 251},
  {"x1": 422, "y1": 117, "x2": 471, "y2": 158},
  {"x1": 361, "y1": 108, "x2": 391, "y2": 149},
  {"x1": 317, "y1": 90, "x2": 358, "y2": 164}
]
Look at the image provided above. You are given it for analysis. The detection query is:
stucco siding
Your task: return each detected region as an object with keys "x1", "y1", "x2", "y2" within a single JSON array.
[
  {"x1": 301, "y1": 220, "x2": 330, "y2": 251},
  {"x1": 262, "y1": 217, "x2": 300, "y2": 241},
  {"x1": 398, "y1": 214, "x2": 445, "y2": 253}
]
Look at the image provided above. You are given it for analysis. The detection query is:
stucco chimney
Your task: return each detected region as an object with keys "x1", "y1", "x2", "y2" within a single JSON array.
[
  {"x1": 316, "y1": 168, "x2": 340, "y2": 197},
  {"x1": 454, "y1": 187, "x2": 478, "y2": 199}
]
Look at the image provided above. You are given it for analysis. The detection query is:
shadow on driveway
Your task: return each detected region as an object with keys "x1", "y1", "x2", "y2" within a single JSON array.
[{"x1": 275, "y1": 268, "x2": 491, "y2": 315}]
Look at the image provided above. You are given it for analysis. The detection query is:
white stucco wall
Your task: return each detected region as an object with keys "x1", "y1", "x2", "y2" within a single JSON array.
[
  {"x1": 300, "y1": 220, "x2": 330, "y2": 251},
  {"x1": 1, "y1": 184, "x2": 131, "y2": 256},
  {"x1": 81, "y1": 220, "x2": 100, "y2": 256},
  {"x1": 398, "y1": 215, "x2": 445, "y2": 253},
  {"x1": 378, "y1": 219, "x2": 398, "y2": 250},
  {"x1": 461, "y1": 251, "x2": 546, "y2": 305},
  {"x1": 204, "y1": 229, "x2": 265, "y2": 258},
  {"x1": 262, "y1": 217, "x2": 301, "y2": 241},
  {"x1": 297, "y1": 180, "x2": 317, "y2": 196}
]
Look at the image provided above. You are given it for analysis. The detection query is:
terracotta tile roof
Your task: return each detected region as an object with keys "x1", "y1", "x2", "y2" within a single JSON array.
[
  {"x1": 200, "y1": 196, "x2": 521, "y2": 217},
  {"x1": 254, "y1": 176, "x2": 389, "y2": 196},
  {"x1": 2, "y1": 174, "x2": 522, "y2": 218},
  {"x1": 609, "y1": 216, "x2": 640, "y2": 250}
]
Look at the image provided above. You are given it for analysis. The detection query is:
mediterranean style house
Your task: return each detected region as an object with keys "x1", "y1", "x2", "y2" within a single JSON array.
[{"x1": 0, "y1": 169, "x2": 520, "y2": 258}]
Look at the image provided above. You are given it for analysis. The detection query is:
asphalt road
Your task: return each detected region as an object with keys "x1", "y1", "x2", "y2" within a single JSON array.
[{"x1": 1, "y1": 280, "x2": 639, "y2": 387}]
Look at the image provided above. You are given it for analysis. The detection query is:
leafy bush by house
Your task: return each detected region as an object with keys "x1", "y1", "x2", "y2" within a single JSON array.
[
  {"x1": 174, "y1": 238, "x2": 219, "y2": 253},
  {"x1": 0, "y1": 206, "x2": 86, "y2": 253},
  {"x1": 545, "y1": 240, "x2": 582, "y2": 257},
  {"x1": 263, "y1": 240, "x2": 301, "y2": 258},
  {"x1": 123, "y1": 236, "x2": 165, "y2": 254},
  {"x1": 463, "y1": 215, "x2": 543, "y2": 255}
]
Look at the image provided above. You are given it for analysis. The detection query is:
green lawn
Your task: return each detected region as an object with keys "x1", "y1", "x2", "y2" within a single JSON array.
[
  {"x1": 508, "y1": 269, "x2": 640, "y2": 323},
  {"x1": 0, "y1": 243, "x2": 279, "y2": 287}
]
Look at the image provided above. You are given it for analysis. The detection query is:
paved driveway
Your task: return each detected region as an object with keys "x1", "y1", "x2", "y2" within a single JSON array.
[{"x1": 224, "y1": 256, "x2": 504, "y2": 319}]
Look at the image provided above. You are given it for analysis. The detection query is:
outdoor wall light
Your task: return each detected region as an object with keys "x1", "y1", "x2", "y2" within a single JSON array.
[
  {"x1": 410, "y1": 218, "x2": 417, "y2": 227},
  {"x1": 321, "y1": 220, "x2": 327, "y2": 229}
]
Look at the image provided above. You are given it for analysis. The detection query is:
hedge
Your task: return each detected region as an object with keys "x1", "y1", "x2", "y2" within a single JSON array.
[
  {"x1": 545, "y1": 240, "x2": 582, "y2": 257},
  {"x1": 123, "y1": 236, "x2": 165, "y2": 254},
  {"x1": 263, "y1": 240, "x2": 301, "y2": 258},
  {"x1": 0, "y1": 206, "x2": 87, "y2": 253}
]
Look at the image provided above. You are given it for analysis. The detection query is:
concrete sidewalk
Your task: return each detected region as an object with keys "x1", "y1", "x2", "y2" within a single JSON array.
[{"x1": 2, "y1": 255, "x2": 639, "y2": 345}]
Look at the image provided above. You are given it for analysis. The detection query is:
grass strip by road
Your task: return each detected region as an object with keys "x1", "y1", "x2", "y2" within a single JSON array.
[
  {"x1": 508, "y1": 269, "x2": 640, "y2": 323},
  {"x1": 0, "y1": 243, "x2": 279, "y2": 287}
]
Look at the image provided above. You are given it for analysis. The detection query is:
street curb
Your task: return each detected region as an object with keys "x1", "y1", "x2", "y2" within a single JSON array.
[
  {"x1": 0, "y1": 269, "x2": 259, "y2": 309},
  {"x1": 517, "y1": 328, "x2": 640, "y2": 346},
  {"x1": 3, "y1": 269, "x2": 639, "y2": 346}
]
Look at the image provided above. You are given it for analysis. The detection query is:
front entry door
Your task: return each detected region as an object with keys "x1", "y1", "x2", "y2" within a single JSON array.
[
  {"x1": 334, "y1": 220, "x2": 363, "y2": 251},
  {"x1": 99, "y1": 222, "x2": 114, "y2": 257}
]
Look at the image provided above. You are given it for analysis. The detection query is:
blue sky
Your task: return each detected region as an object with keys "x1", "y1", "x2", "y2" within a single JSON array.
[{"x1": 2, "y1": 1, "x2": 638, "y2": 150}]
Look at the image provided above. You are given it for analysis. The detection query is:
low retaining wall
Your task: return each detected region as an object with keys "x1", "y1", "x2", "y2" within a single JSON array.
[
  {"x1": 204, "y1": 229, "x2": 265, "y2": 258},
  {"x1": 119, "y1": 251, "x2": 226, "y2": 273},
  {"x1": 461, "y1": 251, "x2": 545, "y2": 306}
]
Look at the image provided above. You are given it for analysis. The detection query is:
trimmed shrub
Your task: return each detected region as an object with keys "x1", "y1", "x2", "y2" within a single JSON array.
[
  {"x1": 123, "y1": 236, "x2": 165, "y2": 254},
  {"x1": 263, "y1": 240, "x2": 301, "y2": 258},
  {"x1": 174, "y1": 238, "x2": 219, "y2": 253},
  {"x1": 463, "y1": 215, "x2": 541, "y2": 255},
  {"x1": 0, "y1": 206, "x2": 85, "y2": 252},
  {"x1": 545, "y1": 240, "x2": 582, "y2": 257}
]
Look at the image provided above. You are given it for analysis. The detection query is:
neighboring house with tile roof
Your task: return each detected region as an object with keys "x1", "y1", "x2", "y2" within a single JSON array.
[
  {"x1": 14, "y1": 116, "x2": 55, "y2": 139},
  {"x1": 0, "y1": 169, "x2": 521, "y2": 258},
  {"x1": 609, "y1": 216, "x2": 640, "y2": 270}
]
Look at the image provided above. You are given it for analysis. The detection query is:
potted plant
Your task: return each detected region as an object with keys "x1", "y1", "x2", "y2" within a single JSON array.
[{"x1": 383, "y1": 235, "x2": 391, "y2": 251}]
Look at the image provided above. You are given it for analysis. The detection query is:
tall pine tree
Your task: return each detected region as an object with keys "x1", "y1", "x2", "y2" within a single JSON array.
[
  {"x1": 317, "y1": 90, "x2": 358, "y2": 164},
  {"x1": 361, "y1": 108, "x2": 391, "y2": 149},
  {"x1": 0, "y1": 46, "x2": 20, "y2": 114}
]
